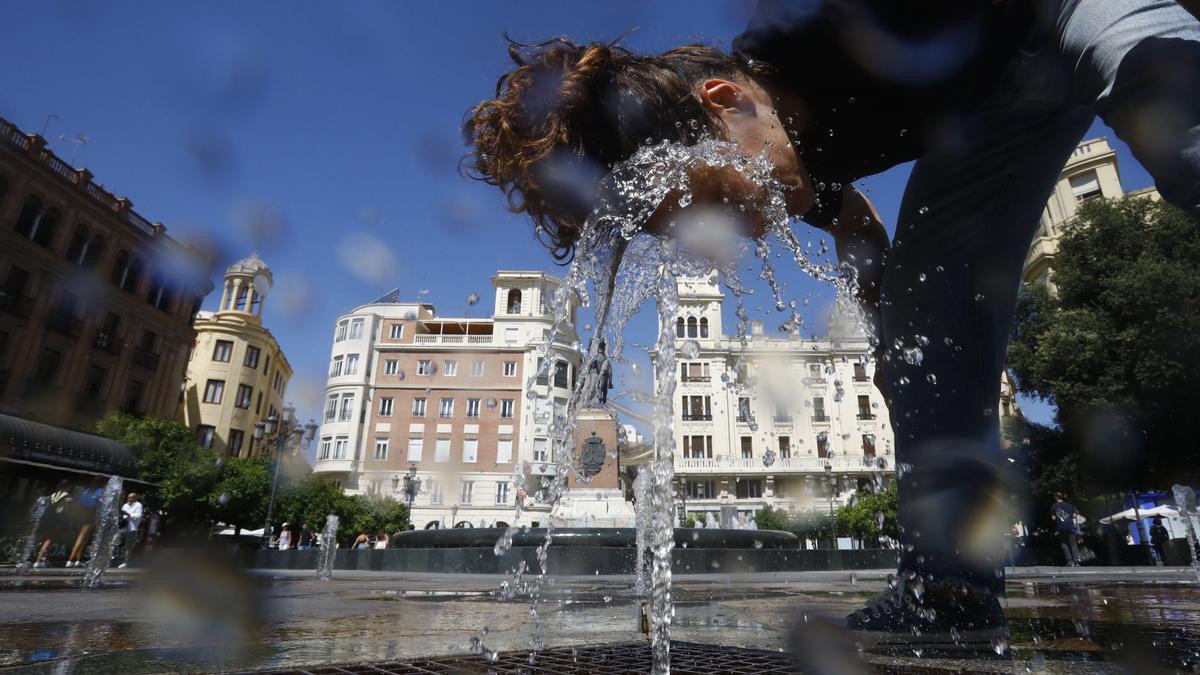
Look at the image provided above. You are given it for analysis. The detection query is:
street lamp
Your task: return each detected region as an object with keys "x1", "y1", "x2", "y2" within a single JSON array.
[
  {"x1": 401, "y1": 463, "x2": 421, "y2": 516},
  {"x1": 257, "y1": 402, "x2": 318, "y2": 549}
]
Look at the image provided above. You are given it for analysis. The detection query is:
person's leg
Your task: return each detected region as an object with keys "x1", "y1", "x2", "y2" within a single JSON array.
[
  {"x1": 1058, "y1": 532, "x2": 1072, "y2": 564},
  {"x1": 69, "y1": 524, "x2": 93, "y2": 563},
  {"x1": 1067, "y1": 535, "x2": 1081, "y2": 565},
  {"x1": 1063, "y1": 0, "x2": 1200, "y2": 219}
]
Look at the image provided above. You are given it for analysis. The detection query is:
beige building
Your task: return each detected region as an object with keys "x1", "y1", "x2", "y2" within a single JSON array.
[
  {"x1": 313, "y1": 272, "x2": 637, "y2": 528},
  {"x1": 662, "y1": 274, "x2": 896, "y2": 522},
  {"x1": 0, "y1": 115, "x2": 213, "y2": 429},
  {"x1": 179, "y1": 253, "x2": 292, "y2": 457}
]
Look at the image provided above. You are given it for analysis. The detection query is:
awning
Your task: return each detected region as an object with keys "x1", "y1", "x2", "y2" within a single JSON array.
[
  {"x1": 0, "y1": 412, "x2": 139, "y2": 479},
  {"x1": 1099, "y1": 505, "x2": 1181, "y2": 524}
]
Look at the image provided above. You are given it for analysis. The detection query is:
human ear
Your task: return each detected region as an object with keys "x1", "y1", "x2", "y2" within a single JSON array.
[{"x1": 697, "y1": 79, "x2": 755, "y2": 118}]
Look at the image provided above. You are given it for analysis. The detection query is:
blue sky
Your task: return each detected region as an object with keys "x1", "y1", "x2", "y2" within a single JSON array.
[{"x1": 2, "y1": 1, "x2": 1156, "y2": 434}]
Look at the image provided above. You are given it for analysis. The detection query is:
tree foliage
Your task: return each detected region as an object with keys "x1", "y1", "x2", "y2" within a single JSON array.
[
  {"x1": 835, "y1": 488, "x2": 899, "y2": 543},
  {"x1": 206, "y1": 456, "x2": 272, "y2": 531},
  {"x1": 275, "y1": 476, "x2": 409, "y2": 543},
  {"x1": 1008, "y1": 197, "x2": 1200, "y2": 493}
]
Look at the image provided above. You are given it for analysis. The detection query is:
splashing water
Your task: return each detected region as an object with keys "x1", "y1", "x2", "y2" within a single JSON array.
[
  {"x1": 316, "y1": 514, "x2": 339, "y2": 581},
  {"x1": 82, "y1": 476, "x2": 124, "y2": 589},
  {"x1": 633, "y1": 465, "x2": 653, "y2": 597},
  {"x1": 13, "y1": 497, "x2": 49, "y2": 574},
  {"x1": 1172, "y1": 485, "x2": 1200, "y2": 584},
  {"x1": 488, "y1": 137, "x2": 871, "y2": 673}
]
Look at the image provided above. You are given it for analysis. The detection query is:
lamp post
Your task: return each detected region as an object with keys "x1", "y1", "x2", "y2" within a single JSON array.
[
  {"x1": 401, "y1": 463, "x2": 421, "y2": 517},
  {"x1": 256, "y1": 403, "x2": 318, "y2": 549}
]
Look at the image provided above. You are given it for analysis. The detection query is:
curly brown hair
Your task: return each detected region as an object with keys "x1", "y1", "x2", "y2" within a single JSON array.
[{"x1": 462, "y1": 36, "x2": 758, "y2": 261}]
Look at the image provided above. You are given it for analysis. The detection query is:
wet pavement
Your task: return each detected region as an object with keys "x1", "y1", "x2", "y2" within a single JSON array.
[{"x1": 0, "y1": 567, "x2": 1197, "y2": 673}]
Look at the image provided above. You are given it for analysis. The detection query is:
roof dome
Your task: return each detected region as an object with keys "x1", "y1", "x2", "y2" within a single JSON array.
[{"x1": 226, "y1": 251, "x2": 271, "y2": 279}]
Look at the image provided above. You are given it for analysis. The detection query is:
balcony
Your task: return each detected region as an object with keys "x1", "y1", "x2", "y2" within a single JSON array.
[
  {"x1": 676, "y1": 454, "x2": 888, "y2": 475},
  {"x1": 413, "y1": 334, "x2": 494, "y2": 345},
  {"x1": 682, "y1": 414, "x2": 713, "y2": 422},
  {"x1": 131, "y1": 349, "x2": 160, "y2": 370},
  {"x1": 681, "y1": 376, "x2": 710, "y2": 383},
  {"x1": 811, "y1": 414, "x2": 830, "y2": 423},
  {"x1": 93, "y1": 331, "x2": 124, "y2": 356},
  {"x1": 0, "y1": 291, "x2": 32, "y2": 318},
  {"x1": 773, "y1": 415, "x2": 793, "y2": 425},
  {"x1": 856, "y1": 413, "x2": 876, "y2": 420},
  {"x1": 312, "y1": 457, "x2": 356, "y2": 474},
  {"x1": 45, "y1": 311, "x2": 83, "y2": 337},
  {"x1": 853, "y1": 375, "x2": 870, "y2": 382}
]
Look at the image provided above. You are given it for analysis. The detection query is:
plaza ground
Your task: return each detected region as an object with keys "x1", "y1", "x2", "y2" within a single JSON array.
[{"x1": 0, "y1": 566, "x2": 1198, "y2": 673}]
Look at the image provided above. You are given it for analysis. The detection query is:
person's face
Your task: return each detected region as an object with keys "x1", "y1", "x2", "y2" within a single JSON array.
[
  {"x1": 697, "y1": 77, "x2": 815, "y2": 221},
  {"x1": 126, "y1": 494, "x2": 136, "y2": 503}
]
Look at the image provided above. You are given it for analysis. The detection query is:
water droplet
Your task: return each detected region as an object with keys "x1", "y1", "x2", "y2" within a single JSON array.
[
  {"x1": 926, "y1": 373, "x2": 938, "y2": 385},
  {"x1": 466, "y1": 293, "x2": 480, "y2": 305},
  {"x1": 677, "y1": 192, "x2": 693, "y2": 208},
  {"x1": 974, "y1": 293, "x2": 986, "y2": 302},
  {"x1": 918, "y1": 206, "x2": 929, "y2": 215},
  {"x1": 218, "y1": 492, "x2": 230, "y2": 505},
  {"x1": 485, "y1": 398, "x2": 498, "y2": 408},
  {"x1": 680, "y1": 340, "x2": 700, "y2": 359},
  {"x1": 917, "y1": 273, "x2": 926, "y2": 283},
  {"x1": 902, "y1": 347, "x2": 924, "y2": 366}
]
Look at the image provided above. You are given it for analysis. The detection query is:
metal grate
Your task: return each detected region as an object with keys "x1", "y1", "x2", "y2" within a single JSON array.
[{"x1": 232, "y1": 641, "x2": 800, "y2": 674}]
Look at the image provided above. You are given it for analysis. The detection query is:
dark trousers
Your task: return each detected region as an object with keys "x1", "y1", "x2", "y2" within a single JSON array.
[
  {"x1": 120, "y1": 530, "x2": 141, "y2": 565},
  {"x1": 1058, "y1": 531, "x2": 1081, "y2": 565},
  {"x1": 882, "y1": 0, "x2": 1200, "y2": 593}
]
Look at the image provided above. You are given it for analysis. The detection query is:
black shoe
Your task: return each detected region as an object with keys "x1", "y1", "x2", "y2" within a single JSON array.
[{"x1": 846, "y1": 574, "x2": 1009, "y2": 654}]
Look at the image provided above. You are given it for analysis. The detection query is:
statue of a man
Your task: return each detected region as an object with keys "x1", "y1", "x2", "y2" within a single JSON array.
[{"x1": 588, "y1": 338, "x2": 613, "y2": 405}]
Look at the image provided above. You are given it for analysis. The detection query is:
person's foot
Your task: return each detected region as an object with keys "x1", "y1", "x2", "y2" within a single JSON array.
[
  {"x1": 845, "y1": 574, "x2": 1008, "y2": 654},
  {"x1": 117, "y1": 563, "x2": 127, "y2": 568}
]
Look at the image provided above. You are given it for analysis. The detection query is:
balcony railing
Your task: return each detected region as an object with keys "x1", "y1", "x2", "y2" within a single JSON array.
[
  {"x1": 413, "y1": 334, "x2": 494, "y2": 345},
  {"x1": 853, "y1": 375, "x2": 870, "y2": 382},
  {"x1": 676, "y1": 454, "x2": 888, "y2": 474},
  {"x1": 681, "y1": 376, "x2": 710, "y2": 383},
  {"x1": 856, "y1": 413, "x2": 876, "y2": 420},
  {"x1": 45, "y1": 311, "x2": 83, "y2": 337},
  {"x1": 681, "y1": 414, "x2": 713, "y2": 422},
  {"x1": 811, "y1": 414, "x2": 830, "y2": 422},
  {"x1": 131, "y1": 350, "x2": 160, "y2": 370},
  {"x1": 93, "y1": 331, "x2": 124, "y2": 355},
  {"x1": 773, "y1": 415, "x2": 793, "y2": 424}
]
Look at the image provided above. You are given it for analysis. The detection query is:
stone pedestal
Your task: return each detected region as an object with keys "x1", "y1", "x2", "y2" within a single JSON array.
[{"x1": 556, "y1": 408, "x2": 635, "y2": 526}]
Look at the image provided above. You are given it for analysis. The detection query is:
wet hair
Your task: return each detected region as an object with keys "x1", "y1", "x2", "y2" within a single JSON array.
[
  {"x1": 1054, "y1": 492, "x2": 1065, "y2": 501},
  {"x1": 463, "y1": 36, "x2": 763, "y2": 261}
]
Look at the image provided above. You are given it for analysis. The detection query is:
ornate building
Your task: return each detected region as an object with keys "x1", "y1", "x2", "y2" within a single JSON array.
[
  {"x1": 179, "y1": 253, "x2": 292, "y2": 457},
  {"x1": 0, "y1": 115, "x2": 213, "y2": 429},
  {"x1": 662, "y1": 274, "x2": 895, "y2": 523}
]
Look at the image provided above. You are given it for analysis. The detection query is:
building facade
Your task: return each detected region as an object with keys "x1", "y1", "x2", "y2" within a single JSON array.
[
  {"x1": 664, "y1": 274, "x2": 895, "y2": 523},
  {"x1": 0, "y1": 115, "x2": 213, "y2": 429},
  {"x1": 313, "y1": 272, "x2": 601, "y2": 528},
  {"x1": 179, "y1": 253, "x2": 292, "y2": 457}
]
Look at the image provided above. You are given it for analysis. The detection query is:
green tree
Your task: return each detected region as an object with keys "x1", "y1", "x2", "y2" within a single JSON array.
[
  {"x1": 754, "y1": 505, "x2": 793, "y2": 531},
  {"x1": 835, "y1": 488, "x2": 898, "y2": 544},
  {"x1": 206, "y1": 457, "x2": 272, "y2": 532},
  {"x1": 1008, "y1": 197, "x2": 1200, "y2": 494},
  {"x1": 95, "y1": 414, "x2": 220, "y2": 527}
]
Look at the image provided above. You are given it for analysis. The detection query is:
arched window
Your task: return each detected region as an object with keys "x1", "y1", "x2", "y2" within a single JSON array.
[
  {"x1": 507, "y1": 289, "x2": 522, "y2": 314},
  {"x1": 117, "y1": 256, "x2": 143, "y2": 293},
  {"x1": 146, "y1": 270, "x2": 172, "y2": 311},
  {"x1": 14, "y1": 194, "x2": 42, "y2": 238},
  {"x1": 699, "y1": 317, "x2": 709, "y2": 338},
  {"x1": 675, "y1": 318, "x2": 685, "y2": 338},
  {"x1": 235, "y1": 285, "x2": 249, "y2": 311},
  {"x1": 0, "y1": 175, "x2": 9, "y2": 210},
  {"x1": 686, "y1": 317, "x2": 698, "y2": 338},
  {"x1": 111, "y1": 251, "x2": 130, "y2": 288},
  {"x1": 66, "y1": 226, "x2": 92, "y2": 266},
  {"x1": 31, "y1": 207, "x2": 60, "y2": 248},
  {"x1": 82, "y1": 235, "x2": 106, "y2": 271}
]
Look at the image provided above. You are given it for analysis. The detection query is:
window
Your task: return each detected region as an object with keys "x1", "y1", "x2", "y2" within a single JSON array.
[
  {"x1": 317, "y1": 438, "x2": 331, "y2": 460},
  {"x1": 507, "y1": 289, "x2": 522, "y2": 314},
  {"x1": 407, "y1": 437, "x2": 423, "y2": 461},
  {"x1": 496, "y1": 482, "x2": 509, "y2": 504},
  {"x1": 423, "y1": 478, "x2": 440, "y2": 504},
  {"x1": 203, "y1": 379, "x2": 225, "y2": 404},
  {"x1": 212, "y1": 340, "x2": 233, "y2": 362},
  {"x1": 384, "y1": 359, "x2": 398, "y2": 375},
  {"x1": 505, "y1": 327, "x2": 519, "y2": 345},
  {"x1": 333, "y1": 437, "x2": 348, "y2": 459},
  {"x1": 553, "y1": 359, "x2": 569, "y2": 388},
  {"x1": 857, "y1": 395, "x2": 873, "y2": 419},
  {"x1": 774, "y1": 404, "x2": 792, "y2": 423},
  {"x1": 345, "y1": 353, "x2": 360, "y2": 375},
  {"x1": 470, "y1": 360, "x2": 485, "y2": 377},
  {"x1": 862, "y1": 434, "x2": 876, "y2": 457},
  {"x1": 812, "y1": 397, "x2": 827, "y2": 421},
  {"x1": 417, "y1": 359, "x2": 432, "y2": 376},
  {"x1": 379, "y1": 397, "x2": 394, "y2": 416},
  {"x1": 123, "y1": 379, "x2": 145, "y2": 413},
  {"x1": 439, "y1": 398, "x2": 454, "y2": 417},
  {"x1": 196, "y1": 425, "x2": 215, "y2": 449},
  {"x1": 699, "y1": 317, "x2": 709, "y2": 338},
  {"x1": 235, "y1": 384, "x2": 253, "y2": 409},
  {"x1": 466, "y1": 398, "x2": 481, "y2": 418},
  {"x1": 685, "y1": 317, "x2": 697, "y2": 338},
  {"x1": 256, "y1": 391, "x2": 263, "y2": 415},
  {"x1": 497, "y1": 439, "x2": 513, "y2": 464},
  {"x1": 435, "y1": 438, "x2": 451, "y2": 462},
  {"x1": 503, "y1": 361, "x2": 517, "y2": 377},
  {"x1": 683, "y1": 395, "x2": 711, "y2": 421},
  {"x1": 244, "y1": 345, "x2": 261, "y2": 369},
  {"x1": 686, "y1": 480, "x2": 716, "y2": 500},
  {"x1": 389, "y1": 324, "x2": 403, "y2": 339},
  {"x1": 83, "y1": 365, "x2": 106, "y2": 397},
  {"x1": 463, "y1": 439, "x2": 478, "y2": 463},
  {"x1": 683, "y1": 435, "x2": 712, "y2": 459},
  {"x1": 335, "y1": 320, "x2": 348, "y2": 341},
  {"x1": 324, "y1": 394, "x2": 338, "y2": 421},
  {"x1": 112, "y1": 251, "x2": 142, "y2": 293},
  {"x1": 461, "y1": 480, "x2": 475, "y2": 504},
  {"x1": 740, "y1": 436, "x2": 753, "y2": 459},
  {"x1": 330, "y1": 356, "x2": 343, "y2": 377},
  {"x1": 500, "y1": 399, "x2": 514, "y2": 418},
  {"x1": 374, "y1": 438, "x2": 389, "y2": 460},
  {"x1": 1069, "y1": 170, "x2": 1102, "y2": 202},
  {"x1": 228, "y1": 429, "x2": 245, "y2": 457},
  {"x1": 411, "y1": 398, "x2": 427, "y2": 416},
  {"x1": 736, "y1": 479, "x2": 763, "y2": 499},
  {"x1": 817, "y1": 433, "x2": 829, "y2": 458},
  {"x1": 533, "y1": 438, "x2": 549, "y2": 463},
  {"x1": 675, "y1": 317, "x2": 685, "y2": 338},
  {"x1": 737, "y1": 397, "x2": 751, "y2": 423},
  {"x1": 443, "y1": 360, "x2": 457, "y2": 376},
  {"x1": 853, "y1": 363, "x2": 868, "y2": 381},
  {"x1": 338, "y1": 394, "x2": 355, "y2": 421},
  {"x1": 778, "y1": 436, "x2": 791, "y2": 459},
  {"x1": 808, "y1": 363, "x2": 823, "y2": 380},
  {"x1": 349, "y1": 319, "x2": 364, "y2": 339}
]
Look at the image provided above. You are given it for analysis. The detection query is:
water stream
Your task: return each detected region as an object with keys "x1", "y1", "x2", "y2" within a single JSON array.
[
  {"x1": 13, "y1": 496, "x2": 48, "y2": 575},
  {"x1": 1172, "y1": 484, "x2": 1200, "y2": 584},
  {"x1": 316, "y1": 514, "x2": 339, "y2": 581},
  {"x1": 82, "y1": 476, "x2": 124, "y2": 589},
  {"x1": 488, "y1": 137, "x2": 868, "y2": 673}
]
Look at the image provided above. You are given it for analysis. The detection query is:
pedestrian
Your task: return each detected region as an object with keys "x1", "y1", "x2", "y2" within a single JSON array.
[
  {"x1": 117, "y1": 492, "x2": 143, "y2": 568},
  {"x1": 298, "y1": 522, "x2": 313, "y2": 550},
  {"x1": 277, "y1": 523, "x2": 292, "y2": 550},
  {"x1": 33, "y1": 480, "x2": 73, "y2": 568},
  {"x1": 352, "y1": 532, "x2": 370, "y2": 550},
  {"x1": 465, "y1": 0, "x2": 1200, "y2": 649},
  {"x1": 374, "y1": 531, "x2": 389, "y2": 549},
  {"x1": 1150, "y1": 516, "x2": 1171, "y2": 563},
  {"x1": 1051, "y1": 493, "x2": 1082, "y2": 566},
  {"x1": 65, "y1": 479, "x2": 103, "y2": 568}
]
